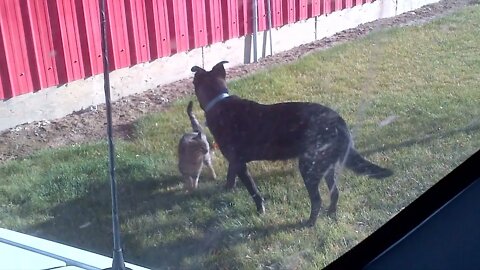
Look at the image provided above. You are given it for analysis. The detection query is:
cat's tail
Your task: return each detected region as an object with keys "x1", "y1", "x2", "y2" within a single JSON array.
[{"x1": 187, "y1": 101, "x2": 203, "y2": 133}]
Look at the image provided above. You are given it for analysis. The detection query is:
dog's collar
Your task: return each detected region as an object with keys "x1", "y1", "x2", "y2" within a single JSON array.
[{"x1": 204, "y1": 93, "x2": 230, "y2": 112}]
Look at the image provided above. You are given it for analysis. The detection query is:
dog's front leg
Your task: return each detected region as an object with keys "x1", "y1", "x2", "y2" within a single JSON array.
[{"x1": 236, "y1": 163, "x2": 266, "y2": 214}]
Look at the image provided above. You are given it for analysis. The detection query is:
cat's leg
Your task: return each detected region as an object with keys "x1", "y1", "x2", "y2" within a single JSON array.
[
  {"x1": 184, "y1": 175, "x2": 194, "y2": 192},
  {"x1": 193, "y1": 163, "x2": 203, "y2": 189},
  {"x1": 204, "y1": 153, "x2": 216, "y2": 180}
]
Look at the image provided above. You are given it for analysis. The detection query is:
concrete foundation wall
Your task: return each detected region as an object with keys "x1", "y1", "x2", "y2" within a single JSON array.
[{"x1": 0, "y1": 0, "x2": 439, "y2": 131}]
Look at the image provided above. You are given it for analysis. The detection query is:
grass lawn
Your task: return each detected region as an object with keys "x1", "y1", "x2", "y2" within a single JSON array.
[{"x1": 1, "y1": 5, "x2": 480, "y2": 269}]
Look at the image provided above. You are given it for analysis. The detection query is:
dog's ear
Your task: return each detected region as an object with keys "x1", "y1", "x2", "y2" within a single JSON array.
[
  {"x1": 191, "y1": 66, "x2": 206, "y2": 73},
  {"x1": 211, "y1": 61, "x2": 229, "y2": 79}
]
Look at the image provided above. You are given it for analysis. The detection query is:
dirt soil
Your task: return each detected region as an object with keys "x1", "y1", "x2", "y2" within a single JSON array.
[{"x1": 0, "y1": 0, "x2": 476, "y2": 163}]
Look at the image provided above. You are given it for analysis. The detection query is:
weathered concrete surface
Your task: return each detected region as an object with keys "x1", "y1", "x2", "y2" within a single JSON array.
[{"x1": 0, "y1": 0, "x2": 439, "y2": 131}]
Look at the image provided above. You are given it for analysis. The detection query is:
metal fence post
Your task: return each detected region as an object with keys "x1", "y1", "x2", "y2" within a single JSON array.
[{"x1": 252, "y1": 0, "x2": 258, "y2": 62}]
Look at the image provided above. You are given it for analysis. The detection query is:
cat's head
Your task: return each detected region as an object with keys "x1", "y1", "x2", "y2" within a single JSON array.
[{"x1": 191, "y1": 61, "x2": 229, "y2": 111}]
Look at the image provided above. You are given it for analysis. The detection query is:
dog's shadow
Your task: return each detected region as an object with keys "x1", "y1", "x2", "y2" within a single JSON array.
[
  {"x1": 26, "y1": 174, "x2": 186, "y2": 255},
  {"x1": 26, "y1": 170, "x2": 303, "y2": 268},
  {"x1": 123, "y1": 215, "x2": 305, "y2": 268}
]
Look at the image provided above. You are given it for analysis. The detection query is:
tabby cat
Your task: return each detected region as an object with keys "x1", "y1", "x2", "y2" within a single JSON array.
[{"x1": 178, "y1": 101, "x2": 216, "y2": 192}]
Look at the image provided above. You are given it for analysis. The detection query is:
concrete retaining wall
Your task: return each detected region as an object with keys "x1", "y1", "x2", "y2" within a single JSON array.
[{"x1": 0, "y1": 0, "x2": 439, "y2": 131}]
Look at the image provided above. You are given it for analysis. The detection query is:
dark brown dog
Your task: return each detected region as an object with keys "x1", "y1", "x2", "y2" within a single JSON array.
[{"x1": 191, "y1": 61, "x2": 393, "y2": 226}]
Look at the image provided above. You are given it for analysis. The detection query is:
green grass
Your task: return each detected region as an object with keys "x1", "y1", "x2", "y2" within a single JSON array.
[{"x1": 1, "y1": 5, "x2": 480, "y2": 269}]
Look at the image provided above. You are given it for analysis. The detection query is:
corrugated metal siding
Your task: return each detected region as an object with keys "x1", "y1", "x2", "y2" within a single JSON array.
[
  {"x1": 106, "y1": 0, "x2": 131, "y2": 69},
  {"x1": 0, "y1": 1, "x2": 34, "y2": 98},
  {"x1": 0, "y1": 0, "x2": 371, "y2": 100},
  {"x1": 147, "y1": 0, "x2": 171, "y2": 59},
  {"x1": 26, "y1": 0, "x2": 58, "y2": 90},
  {"x1": 223, "y1": 0, "x2": 240, "y2": 39},
  {"x1": 189, "y1": 1, "x2": 208, "y2": 48},
  {"x1": 206, "y1": 0, "x2": 224, "y2": 43},
  {"x1": 81, "y1": 0, "x2": 103, "y2": 77},
  {"x1": 55, "y1": 0, "x2": 86, "y2": 81},
  {"x1": 125, "y1": 0, "x2": 151, "y2": 65},
  {"x1": 309, "y1": 0, "x2": 321, "y2": 17}
]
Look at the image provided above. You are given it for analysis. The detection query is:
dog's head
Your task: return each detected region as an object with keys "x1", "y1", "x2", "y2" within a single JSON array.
[{"x1": 191, "y1": 61, "x2": 229, "y2": 111}]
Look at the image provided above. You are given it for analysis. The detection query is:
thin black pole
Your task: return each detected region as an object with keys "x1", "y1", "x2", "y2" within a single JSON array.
[{"x1": 99, "y1": 0, "x2": 127, "y2": 269}]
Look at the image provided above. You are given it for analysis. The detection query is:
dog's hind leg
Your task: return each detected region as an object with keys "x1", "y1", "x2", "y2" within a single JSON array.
[
  {"x1": 299, "y1": 156, "x2": 327, "y2": 227},
  {"x1": 299, "y1": 154, "x2": 339, "y2": 227},
  {"x1": 236, "y1": 162, "x2": 266, "y2": 214},
  {"x1": 325, "y1": 168, "x2": 339, "y2": 219},
  {"x1": 225, "y1": 163, "x2": 238, "y2": 189}
]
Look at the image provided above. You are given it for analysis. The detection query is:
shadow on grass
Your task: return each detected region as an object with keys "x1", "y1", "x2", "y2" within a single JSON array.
[
  {"x1": 124, "y1": 218, "x2": 304, "y2": 269},
  {"x1": 27, "y1": 175, "x2": 179, "y2": 259},
  {"x1": 361, "y1": 120, "x2": 480, "y2": 157},
  {"x1": 27, "y1": 168, "x2": 304, "y2": 269}
]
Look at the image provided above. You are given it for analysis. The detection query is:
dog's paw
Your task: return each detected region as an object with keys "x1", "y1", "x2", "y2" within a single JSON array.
[
  {"x1": 225, "y1": 181, "x2": 236, "y2": 190},
  {"x1": 326, "y1": 208, "x2": 338, "y2": 222},
  {"x1": 256, "y1": 203, "x2": 266, "y2": 215},
  {"x1": 254, "y1": 196, "x2": 265, "y2": 214},
  {"x1": 305, "y1": 218, "x2": 317, "y2": 228}
]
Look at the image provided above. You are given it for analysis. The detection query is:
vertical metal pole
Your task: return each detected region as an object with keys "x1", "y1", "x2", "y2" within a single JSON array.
[
  {"x1": 266, "y1": 0, "x2": 273, "y2": 56},
  {"x1": 252, "y1": 0, "x2": 258, "y2": 62},
  {"x1": 99, "y1": 1, "x2": 127, "y2": 269}
]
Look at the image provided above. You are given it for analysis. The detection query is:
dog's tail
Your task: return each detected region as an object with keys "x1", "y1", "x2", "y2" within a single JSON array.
[
  {"x1": 345, "y1": 147, "x2": 393, "y2": 179},
  {"x1": 187, "y1": 101, "x2": 203, "y2": 133}
]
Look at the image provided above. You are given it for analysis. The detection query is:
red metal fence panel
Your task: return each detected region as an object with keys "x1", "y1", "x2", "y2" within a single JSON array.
[
  {"x1": 240, "y1": 0, "x2": 253, "y2": 36},
  {"x1": 283, "y1": 0, "x2": 296, "y2": 24},
  {"x1": 169, "y1": 0, "x2": 189, "y2": 53},
  {"x1": 257, "y1": 0, "x2": 267, "y2": 32},
  {"x1": 322, "y1": 0, "x2": 332, "y2": 14},
  {"x1": 56, "y1": 0, "x2": 86, "y2": 81},
  {"x1": 309, "y1": 0, "x2": 321, "y2": 17},
  {"x1": 125, "y1": 0, "x2": 150, "y2": 65},
  {"x1": 207, "y1": 0, "x2": 224, "y2": 43},
  {"x1": 0, "y1": 29, "x2": 8, "y2": 99},
  {"x1": 0, "y1": 0, "x2": 372, "y2": 100},
  {"x1": 334, "y1": 0, "x2": 343, "y2": 12},
  {"x1": 25, "y1": 0, "x2": 59, "y2": 90},
  {"x1": 297, "y1": 0, "x2": 309, "y2": 21},
  {"x1": 81, "y1": 0, "x2": 103, "y2": 76},
  {"x1": 146, "y1": 0, "x2": 171, "y2": 58},
  {"x1": 270, "y1": 0, "x2": 283, "y2": 27},
  {"x1": 106, "y1": 0, "x2": 131, "y2": 69},
  {"x1": 0, "y1": 1, "x2": 34, "y2": 99},
  {"x1": 223, "y1": 0, "x2": 240, "y2": 39},
  {"x1": 188, "y1": 1, "x2": 208, "y2": 48}
]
